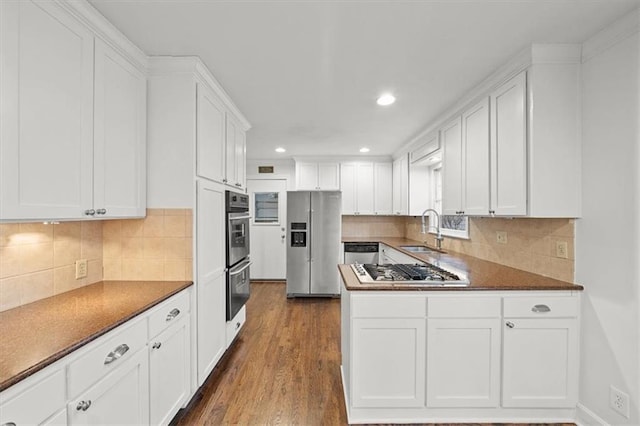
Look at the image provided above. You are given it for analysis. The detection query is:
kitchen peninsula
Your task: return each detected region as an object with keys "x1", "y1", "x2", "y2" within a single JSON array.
[{"x1": 339, "y1": 238, "x2": 583, "y2": 424}]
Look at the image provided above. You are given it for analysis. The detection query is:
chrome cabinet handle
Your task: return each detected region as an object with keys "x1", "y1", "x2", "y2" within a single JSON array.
[
  {"x1": 235, "y1": 183, "x2": 242, "y2": 187},
  {"x1": 166, "y1": 308, "x2": 180, "y2": 321},
  {"x1": 76, "y1": 400, "x2": 92, "y2": 411},
  {"x1": 96, "y1": 208, "x2": 107, "y2": 215},
  {"x1": 532, "y1": 304, "x2": 551, "y2": 313},
  {"x1": 506, "y1": 321, "x2": 515, "y2": 328},
  {"x1": 104, "y1": 343, "x2": 129, "y2": 365},
  {"x1": 223, "y1": 179, "x2": 228, "y2": 183},
  {"x1": 152, "y1": 342, "x2": 162, "y2": 349},
  {"x1": 236, "y1": 322, "x2": 241, "y2": 330},
  {"x1": 2, "y1": 422, "x2": 17, "y2": 426},
  {"x1": 84, "y1": 209, "x2": 96, "y2": 216}
]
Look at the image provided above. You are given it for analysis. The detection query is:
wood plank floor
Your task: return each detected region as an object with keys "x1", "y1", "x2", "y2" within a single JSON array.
[{"x1": 173, "y1": 281, "x2": 574, "y2": 426}]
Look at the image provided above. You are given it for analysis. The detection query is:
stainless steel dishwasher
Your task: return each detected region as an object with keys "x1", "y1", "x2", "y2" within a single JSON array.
[{"x1": 344, "y1": 242, "x2": 379, "y2": 264}]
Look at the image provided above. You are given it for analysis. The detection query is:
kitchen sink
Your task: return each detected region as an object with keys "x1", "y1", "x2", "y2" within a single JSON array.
[{"x1": 399, "y1": 245, "x2": 444, "y2": 254}]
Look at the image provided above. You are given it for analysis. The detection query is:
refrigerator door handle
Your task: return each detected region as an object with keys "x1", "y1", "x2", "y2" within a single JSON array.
[{"x1": 308, "y1": 209, "x2": 312, "y2": 261}]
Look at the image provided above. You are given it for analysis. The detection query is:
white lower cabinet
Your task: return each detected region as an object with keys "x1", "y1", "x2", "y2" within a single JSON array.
[
  {"x1": 68, "y1": 348, "x2": 149, "y2": 425},
  {"x1": 149, "y1": 316, "x2": 191, "y2": 426},
  {"x1": 0, "y1": 287, "x2": 193, "y2": 426},
  {"x1": 341, "y1": 289, "x2": 580, "y2": 423},
  {"x1": 352, "y1": 318, "x2": 426, "y2": 408}
]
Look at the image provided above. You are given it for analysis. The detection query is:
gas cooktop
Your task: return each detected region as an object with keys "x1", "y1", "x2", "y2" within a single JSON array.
[{"x1": 350, "y1": 263, "x2": 469, "y2": 286}]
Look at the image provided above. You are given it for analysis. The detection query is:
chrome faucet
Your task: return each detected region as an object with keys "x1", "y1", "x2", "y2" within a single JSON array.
[{"x1": 421, "y1": 208, "x2": 444, "y2": 250}]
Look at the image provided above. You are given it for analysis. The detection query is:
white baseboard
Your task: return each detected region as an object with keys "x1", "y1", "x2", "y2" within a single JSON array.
[{"x1": 576, "y1": 403, "x2": 610, "y2": 426}]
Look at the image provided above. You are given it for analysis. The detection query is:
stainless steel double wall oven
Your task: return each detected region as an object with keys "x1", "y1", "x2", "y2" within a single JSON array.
[{"x1": 225, "y1": 190, "x2": 251, "y2": 320}]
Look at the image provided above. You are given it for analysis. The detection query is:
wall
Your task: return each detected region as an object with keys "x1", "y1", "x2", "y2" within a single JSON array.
[
  {"x1": 0, "y1": 221, "x2": 103, "y2": 312},
  {"x1": 576, "y1": 11, "x2": 640, "y2": 425},
  {"x1": 405, "y1": 217, "x2": 574, "y2": 282},
  {"x1": 342, "y1": 215, "x2": 405, "y2": 238},
  {"x1": 103, "y1": 209, "x2": 193, "y2": 281}
]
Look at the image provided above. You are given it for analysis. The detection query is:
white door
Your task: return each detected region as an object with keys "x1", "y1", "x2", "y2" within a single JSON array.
[{"x1": 247, "y1": 178, "x2": 287, "y2": 280}]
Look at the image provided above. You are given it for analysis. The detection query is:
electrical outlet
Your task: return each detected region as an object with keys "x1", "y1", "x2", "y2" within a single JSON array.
[
  {"x1": 610, "y1": 385, "x2": 630, "y2": 418},
  {"x1": 496, "y1": 231, "x2": 508, "y2": 244},
  {"x1": 556, "y1": 241, "x2": 568, "y2": 259},
  {"x1": 75, "y1": 259, "x2": 88, "y2": 279}
]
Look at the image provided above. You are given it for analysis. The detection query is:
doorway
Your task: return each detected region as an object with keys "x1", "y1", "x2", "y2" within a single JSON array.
[{"x1": 247, "y1": 178, "x2": 287, "y2": 280}]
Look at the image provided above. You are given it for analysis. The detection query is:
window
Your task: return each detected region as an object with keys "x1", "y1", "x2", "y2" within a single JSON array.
[
  {"x1": 254, "y1": 192, "x2": 279, "y2": 224},
  {"x1": 430, "y1": 166, "x2": 469, "y2": 239}
]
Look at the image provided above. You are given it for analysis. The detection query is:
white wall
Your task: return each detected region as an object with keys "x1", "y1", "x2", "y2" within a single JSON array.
[
  {"x1": 246, "y1": 158, "x2": 296, "y2": 190},
  {"x1": 576, "y1": 10, "x2": 640, "y2": 425}
]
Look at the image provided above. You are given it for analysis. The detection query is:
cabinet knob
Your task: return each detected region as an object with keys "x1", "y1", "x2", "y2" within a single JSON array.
[
  {"x1": 506, "y1": 321, "x2": 515, "y2": 329},
  {"x1": 152, "y1": 342, "x2": 162, "y2": 349},
  {"x1": 76, "y1": 400, "x2": 92, "y2": 411},
  {"x1": 84, "y1": 209, "x2": 96, "y2": 216},
  {"x1": 236, "y1": 321, "x2": 241, "y2": 330},
  {"x1": 223, "y1": 179, "x2": 228, "y2": 183},
  {"x1": 96, "y1": 208, "x2": 107, "y2": 215}
]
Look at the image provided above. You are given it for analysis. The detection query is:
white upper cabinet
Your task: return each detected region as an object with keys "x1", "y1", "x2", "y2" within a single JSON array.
[
  {"x1": 0, "y1": 0, "x2": 94, "y2": 221},
  {"x1": 295, "y1": 161, "x2": 340, "y2": 190},
  {"x1": 196, "y1": 83, "x2": 226, "y2": 184},
  {"x1": 0, "y1": 0, "x2": 147, "y2": 221},
  {"x1": 225, "y1": 114, "x2": 247, "y2": 190},
  {"x1": 340, "y1": 162, "x2": 390, "y2": 215},
  {"x1": 392, "y1": 155, "x2": 409, "y2": 215},
  {"x1": 490, "y1": 73, "x2": 527, "y2": 216},
  {"x1": 463, "y1": 98, "x2": 491, "y2": 216},
  {"x1": 441, "y1": 117, "x2": 463, "y2": 216},
  {"x1": 93, "y1": 39, "x2": 146, "y2": 218}
]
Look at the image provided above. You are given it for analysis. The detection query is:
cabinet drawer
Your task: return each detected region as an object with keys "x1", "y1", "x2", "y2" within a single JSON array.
[
  {"x1": 68, "y1": 319, "x2": 147, "y2": 397},
  {"x1": 428, "y1": 297, "x2": 501, "y2": 318},
  {"x1": 503, "y1": 295, "x2": 578, "y2": 318},
  {"x1": 352, "y1": 295, "x2": 426, "y2": 318},
  {"x1": 226, "y1": 305, "x2": 246, "y2": 347},
  {"x1": 148, "y1": 289, "x2": 190, "y2": 338},
  {"x1": 0, "y1": 369, "x2": 65, "y2": 425}
]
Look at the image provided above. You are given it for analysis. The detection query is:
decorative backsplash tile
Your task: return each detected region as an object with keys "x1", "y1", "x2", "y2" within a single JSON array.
[{"x1": 0, "y1": 221, "x2": 103, "y2": 312}]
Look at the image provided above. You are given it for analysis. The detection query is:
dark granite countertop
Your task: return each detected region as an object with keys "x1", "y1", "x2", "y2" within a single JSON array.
[
  {"x1": 340, "y1": 237, "x2": 582, "y2": 291},
  {"x1": 0, "y1": 280, "x2": 193, "y2": 392}
]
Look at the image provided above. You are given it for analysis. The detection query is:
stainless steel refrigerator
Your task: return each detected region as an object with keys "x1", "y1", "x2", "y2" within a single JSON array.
[{"x1": 286, "y1": 191, "x2": 342, "y2": 297}]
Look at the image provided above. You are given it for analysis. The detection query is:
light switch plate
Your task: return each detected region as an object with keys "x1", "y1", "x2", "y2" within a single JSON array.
[
  {"x1": 556, "y1": 241, "x2": 568, "y2": 258},
  {"x1": 75, "y1": 259, "x2": 88, "y2": 279},
  {"x1": 496, "y1": 231, "x2": 508, "y2": 244}
]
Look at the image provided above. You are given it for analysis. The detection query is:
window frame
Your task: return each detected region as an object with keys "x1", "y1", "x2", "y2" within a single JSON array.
[{"x1": 428, "y1": 163, "x2": 469, "y2": 240}]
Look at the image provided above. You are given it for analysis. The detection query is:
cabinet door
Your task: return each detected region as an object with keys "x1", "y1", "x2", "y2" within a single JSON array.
[
  {"x1": 502, "y1": 317, "x2": 578, "y2": 408},
  {"x1": 196, "y1": 181, "x2": 227, "y2": 385},
  {"x1": 68, "y1": 348, "x2": 149, "y2": 425},
  {"x1": 318, "y1": 163, "x2": 340, "y2": 190},
  {"x1": 0, "y1": 0, "x2": 94, "y2": 220},
  {"x1": 490, "y1": 72, "x2": 527, "y2": 216},
  {"x1": 234, "y1": 127, "x2": 246, "y2": 189},
  {"x1": 93, "y1": 39, "x2": 146, "y2": 218},
  {"x1": 462, "y1": 98, "x2": 490, "y2": 216},
  {"x1": 150, "y1": 316, "x2": 191, "y2": 426},
  {"x1": 392, "y1": 156, "x2": 408, "y2": 215},
  {"x1": 426, "y1": 318, "x2": 501, "y2": 407},
  {"x1": 355, "y1": 163, "x2": 374, "y2": 215},
  {"x1": 340, "y1": 163, "x2": 357, "y2": 214},
  {"x1": 296, "y1": 162, "x2": 318, "y2": 190},
  {"x1": 441, "y1": 116, "x2": 463, "y2": 215},
  {"x1": 374, "y1": 163, "x2": 393, "y2": 215},
  {"x1": 352, "y1": 318, "x2": 426, "y2": 408},
  {"x1": 196, "y1": 84, "x2": 226, "y2": 184},
  {"x1": 225, "y1": 115, "x2": 238, "y2": 187},
  {"x1": 0, "y1": 369, "x2": 65, "y2": 426}
]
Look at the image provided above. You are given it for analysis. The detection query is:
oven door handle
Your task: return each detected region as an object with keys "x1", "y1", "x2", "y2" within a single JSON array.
[
  {"x1": 229, "y1": 214, "x2": 251, "y2": 221},
  {"x1": 229, "y1": 261, "x2": 252, "y2": 276}
]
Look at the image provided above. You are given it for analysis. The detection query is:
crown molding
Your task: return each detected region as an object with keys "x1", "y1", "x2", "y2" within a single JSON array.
[
  {"x1": 292, "y1": 155, "x2": 392, "y2": 163},
  {"x1": 57, "y1": 0, "x2": 147, "y2": 73},
  {"x1": 582, "y1": 8, "x2": 639, "y2": 62},
  {"x1": 148, "y1": 56, "x2": 251, "y2": 131}
]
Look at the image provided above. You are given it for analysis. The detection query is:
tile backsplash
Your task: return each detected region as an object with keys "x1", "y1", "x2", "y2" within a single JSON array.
[
  {"x1": 0, "y1": 221, "x2": 103, "y2": 312},
  {"x1": 102, "y1": 209, "x2": 193, "y2": 282},
  {"x1": 404, "y1": 216, "x2": 575, "y2": 282},
  {"x1": 0, "y1": 208, "x2": 193, "y2": 313},
  {"x1": 342, "y1": 215, "x2": 405, "y2": 238}
]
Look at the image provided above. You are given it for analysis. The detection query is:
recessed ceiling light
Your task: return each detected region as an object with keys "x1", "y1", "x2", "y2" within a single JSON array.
[
  {"x1": 376, "y1": 93, "x2": 396, "y2": 106},
  {"x1": 359, "y1": 147, "x2": 370, "y2": 153},
  {"x1": 275, "y1": 147, "x2": 286, "y2": 153}
]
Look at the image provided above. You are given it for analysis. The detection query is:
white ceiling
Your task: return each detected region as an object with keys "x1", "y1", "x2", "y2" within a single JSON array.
[{"x1": 90, "y1": 0, "x2": 639, "y2": 160}]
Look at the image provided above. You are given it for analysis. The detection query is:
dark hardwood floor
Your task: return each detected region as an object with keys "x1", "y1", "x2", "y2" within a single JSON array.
[{"x1": 174, "y1": 281, "x2": 574, "y2": 426}]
